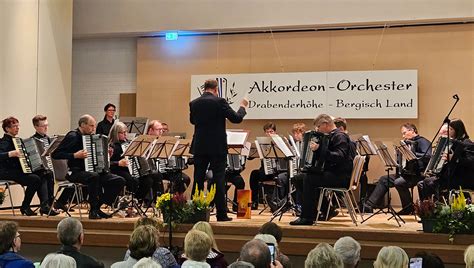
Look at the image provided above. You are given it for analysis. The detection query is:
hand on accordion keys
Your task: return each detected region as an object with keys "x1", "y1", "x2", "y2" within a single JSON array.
[
  {"x1": 118, "y1": 158, "x2": 129, "y2": 167},
  {"x1": 310, "y1": 141, "x2": 320, "y2": 151},
  {"x1": 8, "y1": 150, "x2": 20, "y2": 158},
  {"x1": 74, "y1": 149, "x2": 88, "y2": 159}
]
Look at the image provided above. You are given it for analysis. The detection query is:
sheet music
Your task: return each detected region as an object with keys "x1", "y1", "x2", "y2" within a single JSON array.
[
  {"x1": 42, "y1": 135, "x2": 65, "y2": 156},
  {"x1": 255, "y1": 140, "x2": 264, "y2": 159},
  {"x1": 358, "y1": 135, "x2": 378, "y2": 155},
  {"x1": 270, "y1": 135, "x2": 294, "y2": 157},
  {"x1": 240, "y1": 141, "x2": 251, "y2": 157},
  {"x1": 226, "y1": 130, "x2": 249, "y2": 147},
  {"x1": 288, "y1": 135, "x2": 300, "y2": 158}
]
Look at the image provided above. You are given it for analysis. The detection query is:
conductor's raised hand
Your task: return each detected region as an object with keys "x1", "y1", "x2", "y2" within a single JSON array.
[
  {"x1": 74, "y1": 150, "x2": 88, "y2": 159},
  {"x1": 240, "y1": 97, "x2": 249, "y2": 108}
]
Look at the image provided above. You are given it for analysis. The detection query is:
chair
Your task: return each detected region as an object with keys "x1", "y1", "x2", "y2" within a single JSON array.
[
  {"x1": 258, "y1": 180, "x2": 277, "y2": 214},
  {"x1": 315, "y1": 155, "x2": 366, "y2": 226},
  {"x1": 48, "y1": 159, "x2": 86, "y2": 219},
  {"x1": 0, "y1": 180, "x2": 18, "y2": 215}
]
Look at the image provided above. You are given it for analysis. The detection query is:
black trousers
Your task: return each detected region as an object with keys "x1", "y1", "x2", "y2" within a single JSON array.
[
  {"x1": 62, "y1": 171, "x2": 125, "y2": 211},
  {"x1": 225, "y1": 171, "x2": 245, "y2": 204},
  {"x1": 0, "y1": 169, "x2": 49, "y2": 210},
  {"x1": 163, "y1": 171, "x2": 190, "y2": 194},
  {"x1": 110, "y1": 167, "x2": 139, "y2": 194},
  {"x1": 301, "y1": 171, "x2": 350, "y2": 220},
  {"x1": 249, "y1": 168, "x2": 288, "y2": 204},
  {"x1": 367, "y1": 174, "x2": 418, "y2": 209},
  {"x1": 292, "y1": 173, "x2": 306, "y2": 206},
  {"x1": 417, "y1": 176, "x2": 439, "y2": 201},
  {"x1": 193, "y1": 154, "x2": 227, "y2": 218}
]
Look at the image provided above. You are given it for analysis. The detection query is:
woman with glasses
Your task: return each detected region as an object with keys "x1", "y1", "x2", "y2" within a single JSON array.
[
  {"x1": 96, "y1": 103, "x2": 116, "y2": 136},
  {"x1": 0, "y1": 221, "x2": 34, "y2": 268}
]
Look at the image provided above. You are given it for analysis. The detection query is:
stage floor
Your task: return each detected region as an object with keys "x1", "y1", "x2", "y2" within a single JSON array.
[{"x1": 0, "y1": 206, "x2": 472, "y2": 265}]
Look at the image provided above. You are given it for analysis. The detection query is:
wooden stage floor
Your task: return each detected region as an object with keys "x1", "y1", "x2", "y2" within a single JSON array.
[{"x1": 0, "y1": 206, "x2": 472, "y2": 265}]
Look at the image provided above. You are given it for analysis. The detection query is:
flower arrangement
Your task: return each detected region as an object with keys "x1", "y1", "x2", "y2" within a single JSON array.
[
  {"x1": 415, "y1": 188, "x2": 474, "y2": 242},
  {"x1": 155, "y1": 184, "x2": 216, "y2": 224}
]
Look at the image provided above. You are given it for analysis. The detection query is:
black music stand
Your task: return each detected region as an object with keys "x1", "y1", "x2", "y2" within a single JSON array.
[
  {"x1": 361, "y1": 142, "x2": 405, "y2": 227},
  {"x1": 120, "y1": 117, "x2": 149, "y2": 136},
  {"x1": 116, "y1": 135, "x2": 157, "y2": 217},
  {"x1": 355, "y1": 135, "x2": 378, "y2": 206}
]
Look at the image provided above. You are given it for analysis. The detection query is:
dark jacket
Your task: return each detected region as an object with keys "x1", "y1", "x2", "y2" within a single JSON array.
[
  {"x1": 324, "y1": 129, "x2": 355, "y2": 176},
  {"x1": 189, "y1": 92, "x2": 246, "y2": 156},
  {"x1": 57, "y1": 245, "x2": 104, "y2": 268},
  {"x1": 0, "y1": 251, "x2": 34, "y2": 268},
  {"x1": 51, "y1": 129, "x2": 85, "y2": 172},
  {"x1": 96, "y1": 117, "x2": 114, "y2": 136},
  {"x1": 0, "y1": 134, "x2": 22, "y2": 171}
]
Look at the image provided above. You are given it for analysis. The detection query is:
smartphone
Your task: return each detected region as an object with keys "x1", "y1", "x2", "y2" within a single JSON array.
[
  {"x1": 409, "y1": 257, "x2": 422, "y2": 268},
  {"x1": 267, "y1": 243, "x2": 276, "y2": 263}
]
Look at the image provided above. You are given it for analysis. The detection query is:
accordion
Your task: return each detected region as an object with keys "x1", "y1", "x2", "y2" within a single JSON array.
[
  {"x1": 83, "y1": 134, "x2": 110, "y2": 173},
  {"x1": 121, "y1": 142, "x2": 151, "y2": 178},
  {"x1": 12, "y1": 137, "x2": 47, "y2": 173},
  {"x1": 226, "y1": 154, "x2": 246, "y2": 172},
  {"x1": 300, "y1": 131, "x2": 330, "y2": 173},
  {"x1": 424, "y1": 136, "x2": 451, "y2": 176}
]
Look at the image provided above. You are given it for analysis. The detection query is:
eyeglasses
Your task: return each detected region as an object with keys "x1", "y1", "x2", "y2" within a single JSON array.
[{"x1": 107, "y1": 109, "x2": 116, "y2": 112}]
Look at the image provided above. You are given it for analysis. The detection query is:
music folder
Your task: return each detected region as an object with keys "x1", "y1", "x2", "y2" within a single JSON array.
[
  {"x1": 42, "y1": 135, "x2": 65, "y2": 156},
  {"x1": 227, "y1": 129, "x2": 250, "y2": 155},
  {"x1": 353, "y1": 134, "x2": 378, "y2": 156}
]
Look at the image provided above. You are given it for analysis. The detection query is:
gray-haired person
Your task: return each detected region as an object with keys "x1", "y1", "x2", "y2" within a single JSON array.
[{"x1": 334, "y1": 236, "x2": 361, "y2": 268}]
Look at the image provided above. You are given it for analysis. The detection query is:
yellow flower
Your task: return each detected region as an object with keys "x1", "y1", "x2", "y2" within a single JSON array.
[
  {"x1": 156, "y1": 193, "x2": 171, "y2": 209},
  {"x1": 451, "y1": 187, "x2": 466, "y2": 211},
  {"x1": 192, "y1": 183, "x2": 216, "y2": 208}
]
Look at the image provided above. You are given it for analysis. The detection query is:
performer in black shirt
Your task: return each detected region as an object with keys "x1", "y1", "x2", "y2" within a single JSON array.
[
  {"x1": 290, "y1": 114, "x2": 355, "y2": 225},
  {"x1": 0, "y1": 117, "x2": 58, "y2": 216},
  {"x1": 52, "y1": 114, "x2": 125, "y2": 219},
  {"x1": 190, "y1": 79, "x2": 248, "y2": 221},
  {"x1": 96, "y1": 103, "x2": 116, "y2": 136},
  {"x1": 364, "y1": 123, "x2": 432, "y2": 215}
]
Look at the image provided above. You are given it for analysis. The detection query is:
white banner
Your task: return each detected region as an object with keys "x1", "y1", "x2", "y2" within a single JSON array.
[{"x1": 190, "y1": 70, "x2": 417, "y2": 119}]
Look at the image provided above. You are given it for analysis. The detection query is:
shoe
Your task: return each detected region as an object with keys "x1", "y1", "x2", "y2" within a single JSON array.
[
  {"x1": 216, "y1": 216, "x2": 233, "y2": 222},
  {"x1": 89, "y1": 210, "x2": 101, "y2": 220},
  {"x1": 398, "y1": 207, "x2": 414, "y2": 215},
  {"x1": 362, "y1": 203, "x2": 374, "y2": 214},
  {"x1": 54, "y1": 202, "x2": 75, "y2": 212},
  {"x1": 251, "y1": 202, "x2": 259, "y2": 210},
  {"x1": 289, "y1": 217, "x2": 314, "y2": 226},
  {"x1": 40, "y1": 207, "x2": 59, "y2": 216},
  {"x1": 232, "y1": 205, "x2": 238, "y2": 213},
  {"x1": 20, "y1": 207, "x2": 38, "y2": 216},
  {"x1": 97, "y1": 210, "x2": 112, "y2": 219},
  {"x1": 317, "y1": 209, "x2": 339, "y2": 221}
]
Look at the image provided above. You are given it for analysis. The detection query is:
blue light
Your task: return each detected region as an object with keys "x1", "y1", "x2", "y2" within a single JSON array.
[{"x1": 165, "y1": 32, "x2": 178, "y2": 41}]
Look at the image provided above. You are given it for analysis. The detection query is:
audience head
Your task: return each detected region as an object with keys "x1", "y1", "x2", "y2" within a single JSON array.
[
  {"x1": 465, "y1": 245, "x2": 474, "y2": 268},
  {"x1": 147, "y1": 120, "x2": 164, "y2": 136},
  {"x1": 32, "y1": 115, "x2": 49, "y2": 135},
  {"x1": 133, "y1": 257, "x2": 162, "y2": 268},
  {"x1": 228, "y1": 261, "x2": 256, "y2": 268},
  {"x1": 40, "y1": 253, "x2": 76, "y2": 268},
  {"x1": 414, "y1": 251, "x2": 444, "y2": 268},
  {"x1": 161, "y1": 123, "x2": 169, "y2": 134},
  {"x1": 449, "y1": 118, "x2": 469, "y2": 140},
  {"x1": 334, "y1": 117, "x2": 347, "y2": 133},
  {"x1": 291, "y1": 123, "x2": 306, "y2": 142},
  {"x1": 333, "y1": 236, "x2": 361, "y2": 268},
  {"x1": 134, "y1": 217, "x2": 161, "y2": 230},
  {"x1": 259, "y1": 222, "x2": 283, "y2": 243},
  {"x1": 401, "y1": 123, "x2": 418, "y2": 140},
  {"x1": 192, "y1": 221, "x2": 218, "y2": 250},
  {"x1": 239, "y1": 239, "x2": 272, "y2": 268},
  {"x1": 313, "y1": 114, "x2": 335, "y2": 134},
  {"x1": 2, "y1": 117, "x2": 19, "y2": 136},
  {"x1": 0, "y1": 221, "x2": 20, "y2": 254},
  {"x1": 108, "y1": 122, "x2": 128, "y2": 144},
  {"x1": 373, "y1": 246, "x2": 408, "y2": 268},
  {"x1": 254, "y1": 234, "x2": 278, "y2": 248},
  {"x1": 78, "y1": 114, "x2": 96, "y2": 135},
  {"x1": 184, "y1": 229, "x2": 212, "y2": 262},
  {"x1": 305, "y1": 242, "x2": 343, "y2": 268},
  {"x1": 103, "y1": 103, "x2": 116, "y2": 119},
  {"x1": 263, "y1": 122, "x2": 277, "y2": 136},
  {"x1": 129, "y1": 225, "x2": 159, "y2": 260},
  {"x1": 57, "y1": 218, "x2": 83, "y2": 248}
]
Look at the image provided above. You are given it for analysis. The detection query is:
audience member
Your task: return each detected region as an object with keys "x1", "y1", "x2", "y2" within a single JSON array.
[
  {"x1": 238, "y1": 239, "x2": 282, "y2": 268},
  {"x1": 465, "y1": 245, "x2": 474, "y2": 268},
  {"x1": 124, "y1": 218, "x2": 177, "y2": 268},
  {"x1": 40, "y1": 253, "x2": 76, "y2": 268},
  {"x1": 373, "y1": 246, "x2": 408, "y2": 268},
  {"x1": 0, "y1": 221, "x2": 34, "y2": 268},
  {"x1": 191, "y1": 221, "x2": 227, "y2": 267},
  {"x1": 112, "y1": 225, "x2": 159, "y2": 268},
  {"x1": 413, "y1": 251, "x2": 444, "y2": 268},
  {"x1": 55, "y1": 218, "x2": 104, "y2": 268},
  {"x1": 228, "y1": 261, "x2": 255, "y2": 268},
  {"x1": 258, "y1": 222, "x2": 291, "y2": 267},
  {"x1": 333, "y1": 236, "x2": 361, "y2": 268},
  {"x1": 305, "y1": 242, "x2": 343, "y2": 268},
  {"x1": 182, "y1": 230, "x2": 212, "y2": 268},
  {"x1": 133, "y1": 257, "x2": 162, "y2": 268}
]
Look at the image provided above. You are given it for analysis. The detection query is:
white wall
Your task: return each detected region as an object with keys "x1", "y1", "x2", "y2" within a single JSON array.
[
  {"x1": 73, "y1": 0, "x2": 474, "y2": 38},
  {"x1": 71, "y1": 38, "x2": 137, "y2": 128}
]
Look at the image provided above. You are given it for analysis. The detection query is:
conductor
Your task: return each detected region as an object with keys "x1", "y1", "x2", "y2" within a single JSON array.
[{"x1": 190, "y1": 79, "x2": 248, "y2": 221}]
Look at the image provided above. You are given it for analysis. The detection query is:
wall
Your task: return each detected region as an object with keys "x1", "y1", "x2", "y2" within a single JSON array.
[
  {"x1": 73, "y1": 0, "x2": 474, "y2": 38},
  {"x1": 136, "y1": 24, "x2": 474, "y2": 203},
  {"x1": 71, "y1": 38, "x2": 136, "y2": 128}
]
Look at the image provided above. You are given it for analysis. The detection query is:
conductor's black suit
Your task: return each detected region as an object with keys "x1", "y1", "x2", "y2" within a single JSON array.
[{"x1": 190, "y1": 91, "x2": 246, "y2": 220}]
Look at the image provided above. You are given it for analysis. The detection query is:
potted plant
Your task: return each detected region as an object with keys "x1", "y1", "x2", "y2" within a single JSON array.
[
  {"x1": 184, "y1": 184, "x2": 216, "y2": 223},
  {"x1": 0, "y1": 188, "x2": 5, "y2": 206},
  {"x1": 155, "y1": 192, "x2": 190, "y2": 224},
  {"x1": 414, "y1": 198, "x2": 438, "y2": 232}
]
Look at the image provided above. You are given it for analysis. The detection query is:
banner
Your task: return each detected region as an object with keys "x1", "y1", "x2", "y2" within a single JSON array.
[{"x1": 191, "y1": 70, "x2": 417, "y2": 119}]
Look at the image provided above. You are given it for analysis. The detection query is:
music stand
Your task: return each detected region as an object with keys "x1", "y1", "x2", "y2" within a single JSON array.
[
  {"x1": 226, "y1": 130, "x2": 250, "y2": 213},
  {"x1": 119, "y1": 117, "x2": 149, "y2": 135},
  {"x1": 354, "y1": 135, "x2": 378, "y2": 207},
  {"x1": 118, "y1": 135, "x2": 158, "y2": 217},
  {"x1": 361, "y1": 142, "x2": 405, "y2": 227}
]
